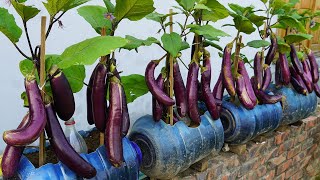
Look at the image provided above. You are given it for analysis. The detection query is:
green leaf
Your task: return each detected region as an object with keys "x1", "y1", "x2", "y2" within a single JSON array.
[
  {"x1": 228, "y1": 4, "x2": 254, "y2": 15},
  {"x1": 161, "y1": 32, "x2": 182, "y2": 57},
  {"x1": 278, "y1": 15, "x2": 307, "y2": 33},
  {"x1": 144, "y1": 37, "x2": 160, "y2": 46},
  {"x1": 145, "y1": 12, "x2": 165, "y2": 23},
  {"x1": 103, "y1": 0, "x2": 115, "y2": 13},
  {"x1": 176, "y1": 0, "x2": 196, "y2": 11},
  {"x1": 203, "y1": 40, "x2": 223, "y2": 51},
  {"x1": 21, "y1": 92, "x2": 28, "y2": 107},
  {"x1": 64, "y1": 0, "x2": 90, "y2": 11},
  {"x1": 188, "y1": 24, "x2": 230, "y2": 41},
  {"x1": 63, "y1": 65, "x2": 86, "y2": 93},
  {"x1": 114, "y1": 0, "x2": 155, "y2": 21},
  {"x1": 271, "y1": 22, "x2": 287, "y2": 29},
  {"x1": 121, "y1": 74, "x2": 149, "y2": 103},
  {"x1": 43, "y1": 0, "x2": 72, "y2": 16},
  {"x1": 180, "y1": 41, "x2": 190, "y2": 51},
  {"x1": 202, "y1": 0, "x2": 229, "y2": 22},
  {"x1": 284, "y1": 34, "x2": 313, "y2": 44},
  {"x1": 193, "y1": 4, "x2": 211, "y2": 11},
  {"x1": 77, "y1": 5, "x2": 112, "y2": 34},
  {"x1": 311, "y1": 22, "x2": 320, "y2": 31},
  {"x1": 296, "y1": 51, "x2": 305, "y2": 60},
  {"x1": 277, "y1": 38, "x2": 291, "y2": 53},
  {"x1": 247, "y1": 40, "x2": 271, "y2": 48},
  {"x1": 122, "y1": 35, "x2": 159, "y2": 50},
  {"x1": 11, "y1": 1, "x2": 40, "y2": 22},
  {"x1": 19, "y1": 59, "x2": 34, "y2": 77},
  {"x1": 261, "y1": 0, "x2": 268, "y2": 4},
  {"x1": 233, "y1": 15, "x2": 255, "y2": 34},
  {"x1": 59, "y1": 36, "x2": 128, "y2": 68},
  {"x1": 247, "y1": 14, "x2": 266, "y2": 27},
  {"x1": 0, "y1": 7, "x2": 22, "y2": 43}
]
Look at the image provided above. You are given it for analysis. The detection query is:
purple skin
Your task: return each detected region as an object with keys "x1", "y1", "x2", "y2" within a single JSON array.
[
  {"x1": 279, "y1": 53, "x2": 291, "y2": 85},
  {"x1": 201, "y1": 55, "x2": 219, "y2": 120},
  {"x1": 302, "y1": 59, "x2": 313, "y2": 83},
  {"x1": 222, "y1": 45, "x2": 236, "y2": 97},
  {"x1": 275, "y1": 60, "x2": 283, "y2": 87},
  {"x1": 238, "y1": 60, "x2": 257, "y2": 106},
  {"x1": 145, "y1": 60, "x2": 175, "y2": 106},
  {"x1": 290, "y1": 66, "x2": 308, "y2": 95},
  {"x1": 262, "y1": 66, "x2": 272, "y2": 91},
  {"x1": 313, "y1": 83, "x2": 320, "y2": 97},
  {"x1": 212, "y1": 73, "x2": 225, "y2": 113},
  {"x1": 50, "y1": 70, "x2": 75, "y2": 121},
  {"x1": 301, "y1": 72, "x2": 313, "y2": 93},
  {"x1": 92, "y1": 62, "x2": 108, "y2": 132},
  {"x1": 2, "y1": 113, "x2": 30, "y2": 179},
  {"x1": 306, "y1": 50, "x2": 319, "y2": 83},
  {"x1": 265, "y1": 36, "x2": 277, "y2": 65},
  {"x1": 236, "y1": 75, "x2": 255, "y2": 109},
  {"x1": 251, "y1": 78, "x2": 282, "y2": 104},
  {"x1": 3, "y1": 79, "x2": 46, "y2": 146},
  {"x1": 290, "y1": 44, "x2": 304, "y2": 76},
  {"x1": 254, "y1": 52, "x2": 263, "y2": 90},
  {"x1": 87, "y1": 65, "x2": 99, "y2": 125},
  {"x1": 173, "y1": 62, "x2": 188, "y2": 118},
  {"x1": 153, "y1": 74, "x2": 165, "y2": 122},
  {"x1": 45, "y1": 103, "x2": 97, "y2": 178},
  {"x1": 186, "y1": 62, "x2": 201, "y2": 124},
  {"x1": 105, "y1": 75, "x2": 123, "y2": 167}
]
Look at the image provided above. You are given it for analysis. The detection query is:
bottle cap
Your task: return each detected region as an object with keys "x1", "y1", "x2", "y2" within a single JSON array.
[{"x1": 65, "y1": 118, "x2": 76, "y2": 125}]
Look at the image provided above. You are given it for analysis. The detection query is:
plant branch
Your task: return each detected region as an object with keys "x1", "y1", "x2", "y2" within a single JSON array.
[
  {"x1": 180, "y1": 13, "x2": 190, "y2": 36},
  {"x1": 233, "y1": 35, "x2": 242, "y2": 77},
  {"x1": 178, "y1": 57, "x2": 189, "y2": 70},
  {"x1": 13, "y1": 43, "x2": 32, "y2": 60},
  {"x1": 46, "y1": 11, "x2": 66, "y2": 39},
  {"x1": 23, "y1": 21, "x2": 35, "y2": 59}
]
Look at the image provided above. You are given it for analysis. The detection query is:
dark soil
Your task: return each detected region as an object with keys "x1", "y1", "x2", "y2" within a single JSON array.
[{"x1": 25, "y1": 129, "x2": 101, "y2": 168}]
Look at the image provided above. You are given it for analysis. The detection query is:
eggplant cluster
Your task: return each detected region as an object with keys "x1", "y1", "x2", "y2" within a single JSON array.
[
  {"x1": 2, "y1": 69, "x2": 97, "y2": 179},
  {"x1": 86, "y1": 59, "x2": 130, "y2": 167}
]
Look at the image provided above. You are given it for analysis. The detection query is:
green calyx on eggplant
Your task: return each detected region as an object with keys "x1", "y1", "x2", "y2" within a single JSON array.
[
  {"x1": 49, "y1": 65, "x2": 75, "y2": 121},
  {"x1": 3, "y1": 78, "x2": 46, "y2": 146}
]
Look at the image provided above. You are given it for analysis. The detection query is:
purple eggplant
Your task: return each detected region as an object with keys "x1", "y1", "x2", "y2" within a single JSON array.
[
  {"x1": 301, "y1": 72, "x2": 313, "y2": 93},
  {"x1": 254, "y1": 52, "x2": 263, "y2": 90},
  {"x1": 2, "y1": 113, "x2": 30, "y2": 179},
  {"x1": 313, "y1": 83, "x2": 320, "y2": 97},
  {"x1": 238, "y1": 60, "x2": 257, "y2": 106},
  {"x1": 262, "y1": 65, "x2": 271, "y2": 91},
  {"x1": 302, "y1": 59, "x2": 313, "y2": 83},
  {"x1": 186, "y1": 62, "x2": 201, "y2": 124},
  {"x1": 49, "y1": 66, "x2": 75, "y2": 121},
  {"x1": 3, "y1": 78, "x2": 46, "y2": 146},
  {"x1": 45, "y1": 103, "x2": 96, "y2": 178},
  {"x1": 173, "y1": 62, "x2": 188, "y2": 118},
  {"x1": 275, "y1": 59, "x2": 282, "y2": 87},
  {"x1": 145, "y1": 60, "x2": 174, "y2": 106},
  {"x1": 290, "y1": 44, "x2": 304, "y2": 75},
  {"x1": 212, "y1": 73, "x2": 224, "y2": 113},
  {"x1": 235, "y1": 75, "x2": 255, "y2": 109},
  {"x1": 290, "y1": 66, "x2": 308, "y2": 95},
  {"x1": 92, "y1": 62, "x2": 108, "y2": 132},
  {"x1": 153, "y1": 74, "x2": 165, "y2": 122},
  {"x1": 265, "y1": 35, "x2": 277, "y2": 65},
  {"x1": 251, "y1": 78, "x2": 282, "y2": 104},
  {"x1": 306, "y1": 49, "x2": 319, "y2": 83},
  {"x1": 86, "y1": 65, "x2": 99, "y2": 125},
  {"x1": 222, "y1": 45, "x2": 236, "y2": 97},
  {"x1": 279, "y1": 53, "x2": 290, "y2": 85},
  {"x1": 105, "y1": 71, "x2": 123, "y2": 167},
  {"x1": 201, "y1": 53, "x2": 219, "y2": 120}
]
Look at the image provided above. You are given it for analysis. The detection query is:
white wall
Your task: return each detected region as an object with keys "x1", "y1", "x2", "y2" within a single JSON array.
[{"x1": 0, "y1": 0, "x2": 267, "y2": 153}]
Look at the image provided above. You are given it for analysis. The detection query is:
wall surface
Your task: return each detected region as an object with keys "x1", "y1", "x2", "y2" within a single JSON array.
[{"x1": 0, "y1": 0, "x2": 270, "y2": 153}]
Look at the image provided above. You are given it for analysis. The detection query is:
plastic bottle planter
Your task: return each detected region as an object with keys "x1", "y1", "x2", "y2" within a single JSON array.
[
  {"x1": 128, "y1": 112, "x2": 224, "y2": 179},
  {"x1": 17, "y1": 138, "x2": 142, "y2": 180},
  {"x1": 221, "y1": 101, "x2": 283, "y2": 145},
  {"x1": 274, "y1": 87, "x2": 317, "y2": 125}
]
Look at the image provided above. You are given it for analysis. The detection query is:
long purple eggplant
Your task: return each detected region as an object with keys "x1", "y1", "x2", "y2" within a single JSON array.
[
  {"x1": 251, "y1": 78, "x2": 282, "y2": 104},
  {"x1": 213, "y1": 73, "x2": 224, "y2": 113},
  {"x1": 49, "y1": 66, "x2": 75, "y2": 121},
  {"x1": 173, "y1": 62, "x2": 188, "y2": 118},
  {"x1": 238, "y1": 60, "x2": 257, "y2": 105},
  {"x1": 235, "y1": 75, "x2": 255, "y2": 109},
  {"x1": 222, "y1": 44, "x2": 236, "y2": 97},
  {"x1": 3, "y1": 78, "x2": 46, "y2": 146},
  {"x1": 279, "y1": 53, "x2": 290, "y2": 85},
  {"x1": 313, "y1": 83, "x2": 320, "y2": 97},
  {"x1": 265, "y1": 35, "x2": 277, "y2": 65},
  {"x1": 254, "y1": 52, "x2": 263, "y2": 90},
  {"x1": 105, "y1": 71, "x2": 123, "y2": 167},
  {"x1": 45, "y1": 103, "x2": 96, "y2": 178},
  {"x1": 2, "y1": 113, "x2": 30, "y2": 179},
  {"x1": 290, "y1": 44, "x2": 304, "y2": 75},
  {"x1": 145, "y1": 60, "x2": 174, "y2": 106},
  {"x1": 262, "y1": 65, "x2": 271, "y2": 91},
  {"x1": 86, "y1": 65, "x2": 99, "y2": 125},
  {"x1": 302, "y1": 59, "x2": 313, "y2": 85},
  {"x1": 306, "y1": 49, "x2": 319, "y2": 83},
  {"x1": 92, "y1": 62, "x2": 108, "y2": 132},
  {"x1": 275, "y1": 59, "x2": 282, "y2": 87},
  {"x1": 187, "y1": 62, "x2": 201, "y2": 124},
  {"x1": 290, "y1": 66, "x2": 308, "y2": 95},
  {"x1": 201, "y1": 53, "x2": 219, "y2": 120},
  {"x1": 301, "y1": 71, "x2": 313, "y2": 93},
  {"x1": 153, "y1": 74, "x2": 165, "y2": 122}
]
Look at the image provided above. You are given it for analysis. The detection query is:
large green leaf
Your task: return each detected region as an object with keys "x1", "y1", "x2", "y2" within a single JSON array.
[
  {"x1": 123, "y1": 35, "x2": 159, "y2": 50},
  {"x1": 64, "y1": 0, "x2": 90, "y2": 11},
  {"x1": 175, "y1": 0, "x2": 196, "y2": 11},
  {"x1": 11, "y1": 1, "x2": 40, "y2": 22},
  {"x1": 278, "y1": 15, "x2": 307, "y2": 33},
  {"x1": 188, "y1": 24, "x2": 230, "y2": 41},
  {"x1": 121, "y1": 74, "x2": 149, "y2": 103},
  {"x1": 277, "y1": 38, "x2": 291, "y2": 53},
  {"x1": 43, "y1": 0, "x2": 72, "y2": 16},
  {"x1": 145, "y1": 12, "x2": 177, "y2": 23},
  {"x1": 114, "y1": 0, "x2": 155, "y2": 21},
  {"x1": 284, "y1": 34, "x2": 313, "y2": 44},
  {"x1": 233, "y1": 15, "x2": 255, "y2": 34},
  {"x1": 193, "y1": 4, "x2": 211, "y2": 11},
  {"x1": 19, "y1": 59, "x2": 34, "y2": 77},
  {"x1": 203, "y1": 40, "x2": 223, "y2": 51},
  {"x1": 59, "y1": 36, "x2": 128, "y2": 68},
  {"x1": 103, "y1": 0, "x2": 115, "y2": 13},
  {"x1": 161, "y1": 32, "x2": 182, "y2": 57},
  {"x1": 77, "y1": 5, "x2": 112, "y2": 34},
  {"x1": 0, "y1": 7, "x2": 22, "y2": 43},
  {"x1": 247, "y1": 40, "x2": 271, "y2": 48},
  {"x1": 202, "y1": 0, "x2": 229, "y2": 22},
  {"x1": 63, "y1": 65, "x2": 86, "y2": 93},
  {"x1": 247, "y1": 14, "x2": 266, "y2": 27}
]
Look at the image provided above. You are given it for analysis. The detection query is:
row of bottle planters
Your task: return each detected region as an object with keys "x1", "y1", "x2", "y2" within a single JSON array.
[{"x1": 16, "y1": 87, "x2": 318, "y2": 180}]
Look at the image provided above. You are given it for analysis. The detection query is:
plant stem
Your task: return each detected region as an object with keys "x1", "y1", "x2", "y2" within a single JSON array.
[
  {"x1": 180, "y1": 13, "x2": 190, "y2": 37},
  {"x1": 233, "y1": 35, "x2": 242, "y2": 77},
  {"x1": 13, "y1": 43, "x2": 31, "y2": 60},
  {"x1": 23, "y1": 21, "x2": 35, "y2": 59},
  {"x1": 46, "y1": 11, "x2": 66, "y2": 39},
  {"x1": 178, "y1": 57, "x2": 189, "y2": 70}
]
